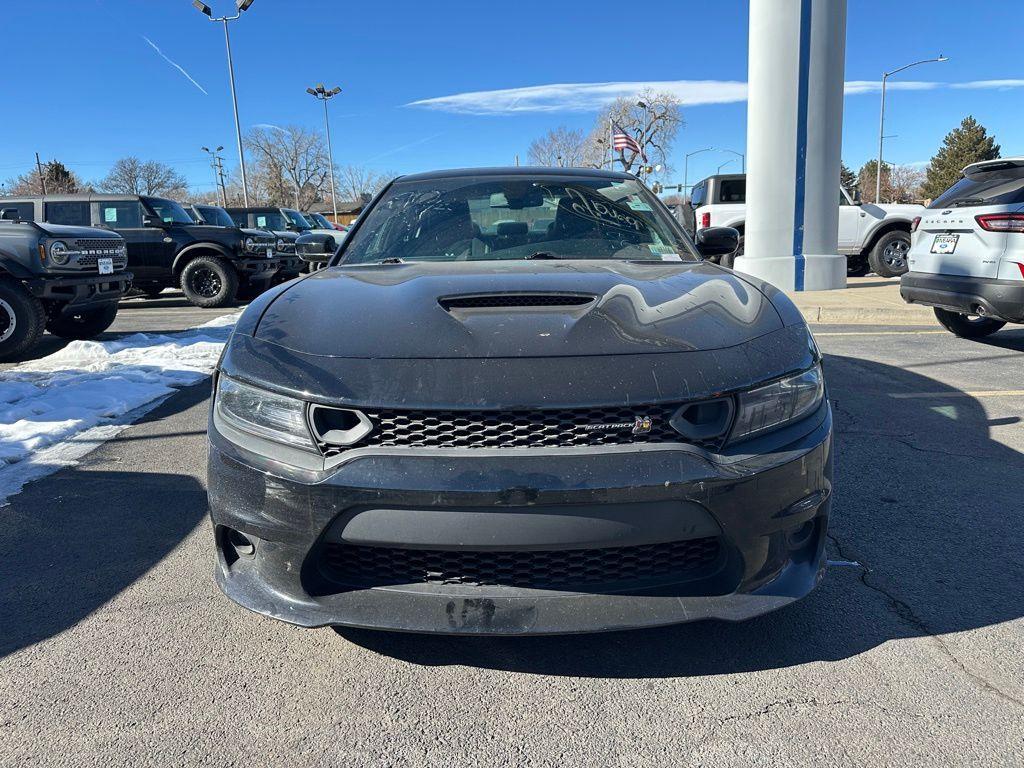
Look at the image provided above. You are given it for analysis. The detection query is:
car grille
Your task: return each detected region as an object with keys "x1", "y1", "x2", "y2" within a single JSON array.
[
  {"x1": 352, "y1": 405, "x2": 685, "y2": 450},
  {"x1": 321, "y1": 537, "x2": 722, "y2": 589},
  {"x1": 72, "y1": 239, "x2": 123, "y2": 252},
  {"x1": 74, "y1": 253, "x2": 128, "y2": 269}
]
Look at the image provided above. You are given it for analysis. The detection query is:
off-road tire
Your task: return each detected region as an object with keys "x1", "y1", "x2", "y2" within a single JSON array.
[
  {"x1": 933, "y1": 308, "x2": 1006, "y2": 339},
  {"x1": 180, "y1": 256, "x2": 238, "y2": 308},
  {"x1": 868, "y1": 230, "x2": 911, "y2": 278},
  {"x1": 0, "y1": 278, "x2": 46, "y2": 362},
  {"x1": 45, "y1": 303, "x2": 119, "y2": 340}
]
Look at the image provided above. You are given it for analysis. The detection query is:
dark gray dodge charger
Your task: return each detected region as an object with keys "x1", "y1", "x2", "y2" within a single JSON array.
[{"x1": 207, "y1": 167, "x2": 832, "y2": 635}]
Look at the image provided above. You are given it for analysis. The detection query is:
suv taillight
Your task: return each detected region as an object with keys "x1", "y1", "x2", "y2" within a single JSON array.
[
  {"x1": 911, "y1": 216, "x2": 920, "y2": 233},
  {"x1": 976, "y1": 213, "x2": 1024, "y2": 232},
  {"x1": 700, "y1": 212, "x2": 711, "y2": 228}
]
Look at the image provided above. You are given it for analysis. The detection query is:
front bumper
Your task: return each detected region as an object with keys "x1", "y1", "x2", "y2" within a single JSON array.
[
  {"x1": 27, "y1": 271, "x2": 133, "y2": 314},
  {"x1": 235, "y1": 257, "x2": 281, "y2": 280},
  {"x1": 207, "y1": 404, "x2": 833, "y2": 635},
  {"x1": 901, "y1": 271, "x2": 1024, "y2": 323}
]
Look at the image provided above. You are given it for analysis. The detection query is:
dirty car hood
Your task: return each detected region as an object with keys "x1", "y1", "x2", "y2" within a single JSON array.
[{"x1": 251, "y1": 261, "x2": 782, "y2": 359}]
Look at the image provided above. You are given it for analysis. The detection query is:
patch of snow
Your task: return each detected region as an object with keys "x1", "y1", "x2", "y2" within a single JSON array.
[{"x1": 0, "y1": 314, "x2": 238, "y2": 505}]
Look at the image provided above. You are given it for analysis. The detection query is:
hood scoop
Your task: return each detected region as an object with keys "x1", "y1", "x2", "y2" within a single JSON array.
[{"x1": 439, "y1": 293, "x2": 596, "y2": 311}]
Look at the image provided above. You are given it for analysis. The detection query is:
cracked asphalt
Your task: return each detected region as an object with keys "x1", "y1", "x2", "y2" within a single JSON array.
[{"x1": 1, "y1": 310, "x2": 1023, "y2": 767}]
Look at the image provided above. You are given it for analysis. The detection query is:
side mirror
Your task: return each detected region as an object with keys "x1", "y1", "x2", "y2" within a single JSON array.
[
  {"x1": 694, "y1": 226, "x2": 739, "y2": 258},
  {"x1": 143, "y1": 214, "x2": 165, "y2": 227},
  {"x1": 296, "y1": 232, "x2": 335, "y2": 264},
  {"x1": 852, "y1": 188, "x2": 863, "y2": 206}
]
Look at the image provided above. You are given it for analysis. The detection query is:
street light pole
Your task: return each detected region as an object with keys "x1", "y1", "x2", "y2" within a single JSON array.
[
  {"x1": 717, "y1": 160, "x2": 734, "y2": 174},
  {"x1": 193, "y1": 1, "x2": 256, "y2": 206},
  {"x1": 876, "y1": 54, "x2": 948, "y2": 203},
  {"x1": 720, "y1": 148, "x2": 745, "y2": 173},
  {"x1": 307, "y1": 84, "x2": 342, "y2": 220},
  {"x1": 683, "y1": 147, "x2": 715, "y2": 198},
  {"x1": 201, "y1": 145, "x2": 227, "y2": 206}
]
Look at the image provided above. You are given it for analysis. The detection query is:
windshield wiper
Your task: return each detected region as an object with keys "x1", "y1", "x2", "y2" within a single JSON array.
[
  {"x1": 524, "y1": 251, "x2": 563, "y2": 260},
  {"x1": 377, "y1": 257, "x2": 405, "y2": 264},
  {"x1": 951, "y1": 198, "x2": 986, "y2": 207}
]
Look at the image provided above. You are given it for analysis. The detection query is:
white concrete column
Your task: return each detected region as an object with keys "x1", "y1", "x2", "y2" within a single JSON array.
[{"x1": 735, "y1": 0, "x2": 848, "y2": 291}]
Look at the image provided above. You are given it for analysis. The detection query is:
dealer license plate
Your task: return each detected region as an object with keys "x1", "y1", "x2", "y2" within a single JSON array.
[
  {"x1": 266, "y1": 247, "x2": 273, "y2": 258},
  {"x1": 98, "y1": 257, "x2": 114, "y2": 275},
  {"x1": 930, "y1": 234, "x2": 959, "y2": 255}
]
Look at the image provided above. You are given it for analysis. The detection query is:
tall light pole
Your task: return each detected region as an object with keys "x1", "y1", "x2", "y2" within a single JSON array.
[
  {"x1": 684, "y1": 147, "x2": 715, "y2": 198},
  {"x1": 307, "y1": 83, "x2": 341, "y2": 220},
  {"x1": 719, "y1": 148, "x2": 745, "y2": 173},
  {"x1": 876, "y1": 54, "x2": 948, "y2": 203},
  {"x1": 717, "y1": 160, "x2": 735, "y2": 174},
  {"x1": 201, "y1": 145, "x2": 226, "y2": 205},
  {"x1": 193, "y1": 0, "x2": 255, "y2": 206}
]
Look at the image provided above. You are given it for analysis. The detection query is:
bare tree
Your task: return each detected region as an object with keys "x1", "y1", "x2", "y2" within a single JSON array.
[
  {"x1": 527, "y1": 126, "x2": 591, "y2": 168},
  {"x1": 244, "y1": 125, "x2": 331, "y2": 209},
  {"x1": 594, "y1": 89, "x2": 684, "y2": 178},
  {"x1": 98, "y1": 157, "x2": 188, "y2": 197},
  {"x1": 888, "y1": 164, "x2": 926, "y2": 204},
  {"x1": 336, "y1": 165, "x2": 392, "y2": 203},
  {"x1": 4, "y1": 160, "x2": 86, "y2": 195}
]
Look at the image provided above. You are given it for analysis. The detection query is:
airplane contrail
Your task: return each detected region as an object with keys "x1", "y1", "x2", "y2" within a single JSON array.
[{"x1": 141, "y1": 35, "x2": 208, "y2": 95}]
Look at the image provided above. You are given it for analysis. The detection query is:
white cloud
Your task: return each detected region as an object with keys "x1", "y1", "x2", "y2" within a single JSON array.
[{"x1": 407, "y1": 78, "x2": 1024, "y2": 115}]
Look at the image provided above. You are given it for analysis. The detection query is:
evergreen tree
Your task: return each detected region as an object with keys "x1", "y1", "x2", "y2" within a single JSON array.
[
  {"x1": 840, "y1": 161, "x2": 857, "y2": 191},
  {"x1": 44, "y1": 161, "x2": 79, "y2": 194},
  {"x1": 921, "y1": 116, "x2": 1000, "y2": 200}
]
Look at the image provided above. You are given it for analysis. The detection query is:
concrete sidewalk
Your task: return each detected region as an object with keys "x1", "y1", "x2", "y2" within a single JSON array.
[{"x1": 785, "y1": 276, "x2": 935, "y2": 325}]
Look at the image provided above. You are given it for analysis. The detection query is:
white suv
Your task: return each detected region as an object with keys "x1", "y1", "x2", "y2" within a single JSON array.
[{"x1": 901, "y1": 157, "x2": 1024, "y2": 338}]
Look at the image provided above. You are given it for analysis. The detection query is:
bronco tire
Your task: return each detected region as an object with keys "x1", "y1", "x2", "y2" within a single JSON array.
[
  {"x1": 0, "y1": 278, "x2": 46, "y2": 362},
  {"x1": 868, "y1": 230, "x2": 911, "y2": 278},
  {"x1": 933, "y1": 308, "x2": 1006, "y2": 339},
  {"x1": 180, "y1": 256, "x2": 238, "y2": 308},
  {"x1": 45, "y1": 303, "x2": 119, "y2": 340}
]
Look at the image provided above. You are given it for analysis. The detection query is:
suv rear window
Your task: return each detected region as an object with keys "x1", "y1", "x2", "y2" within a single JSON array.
[
  {"x1": 44, "y1": 201, "x2": 91, "y2": 226},
  {"x1": 929, "y1": 166, "x2": 1024, "y2": 209},
  {"x1": 717, "y1": 179, "x2": 746, "y2": 204},
  {"x1": 689, "y1": 182, "x2": 706, "y2": 207}
]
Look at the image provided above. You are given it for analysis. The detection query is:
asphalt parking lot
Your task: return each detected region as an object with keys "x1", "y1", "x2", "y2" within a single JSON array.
[{"x1": 1, "y1": 295, "x2": 1023, "y2": 766}]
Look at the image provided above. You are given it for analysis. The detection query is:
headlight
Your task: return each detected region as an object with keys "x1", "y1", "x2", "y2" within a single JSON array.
[
  {"x1": 276, "y1": 238, "x2": 286, "y2": 251},
  {"x1": 729, "y1": 364, "x2": 824, "y2": 443},
  {"x1": 244, "y1": 237, "x2": 255, "y2": 251},
  {"x1": 48, "y1": 241, "x2": 70, "y2": 265},
  {"x1": 215, "y1": 375, "x2": 315, "y2": 450}
]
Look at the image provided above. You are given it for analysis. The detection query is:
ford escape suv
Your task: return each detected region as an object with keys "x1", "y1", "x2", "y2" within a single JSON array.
[
  {"x1": 208, "y1": 167, "x2": 833, "y2": 635},
  {"x1": 902, "y1": 157, "x2": 1024, "y2": 337}
]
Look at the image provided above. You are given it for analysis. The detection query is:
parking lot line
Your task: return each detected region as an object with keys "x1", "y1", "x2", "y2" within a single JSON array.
[
  {"x1": 814, "y1": 330, "x2": 948, "y2": 336},
  {"x1": 890, "y1": 390, "x2": 1024, "y2": 399}
]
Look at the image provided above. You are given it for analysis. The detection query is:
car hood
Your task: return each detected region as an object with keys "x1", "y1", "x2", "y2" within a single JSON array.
[
  {"x1": 251, "y1": 260, "x2": 784, "y2": 359},
  {"x1": 35, "y1": 222, "x2": 122, "y2": 239}
]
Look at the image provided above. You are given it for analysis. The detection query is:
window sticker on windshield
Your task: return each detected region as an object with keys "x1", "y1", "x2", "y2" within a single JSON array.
[
  {"x1": 104, "y1": 208, "x2": 117, "y2": 223},
  {"x1": 647, "y1": 243, "x2": 675, "y2": 255},
  {"x1": 627, "y1": 201, "x2": 653, "y2": 212},
  {"x1": 563, "y1": 187, "x2": 644, "y2": 232},
  {"x1": 257, "y1": 216, "x2": 267, "y2": 227},
  {"x1": 661, "y1": 253, "x2": 682, "y2": 261}
]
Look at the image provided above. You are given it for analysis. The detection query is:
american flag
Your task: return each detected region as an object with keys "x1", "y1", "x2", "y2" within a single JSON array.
[{"x1": 612, "y1": 124, "x2": 647, "y2": 161}]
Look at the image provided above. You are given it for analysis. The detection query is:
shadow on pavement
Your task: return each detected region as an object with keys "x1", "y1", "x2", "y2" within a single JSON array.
[
  {"x1": 0, "y1": 384, "x2": 212, "y2": 659},
  {"x1": 340, "y1": 352, "x2": 1024, "y2": 677}
]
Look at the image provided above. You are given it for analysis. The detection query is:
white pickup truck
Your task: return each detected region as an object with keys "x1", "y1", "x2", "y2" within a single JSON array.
[{"x1": 688, "y1": 173, "x2": 923, "y2": 277}]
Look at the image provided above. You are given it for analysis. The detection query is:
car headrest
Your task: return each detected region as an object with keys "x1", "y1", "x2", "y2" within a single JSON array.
[{"x1": 495, "y1": 221, "x2": 528, "y2": 237}]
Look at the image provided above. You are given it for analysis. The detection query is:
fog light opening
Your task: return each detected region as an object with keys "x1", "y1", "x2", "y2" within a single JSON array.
[
  {"x1": 786, "y1": 520, "x2": 816, "y2": 549},
  {"x1": 223, "y1": 527, "x2": 256, "y2": 563}
]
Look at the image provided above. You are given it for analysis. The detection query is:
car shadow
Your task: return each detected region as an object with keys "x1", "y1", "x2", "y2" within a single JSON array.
[
  {"x1": 0, "y1": 384, "x2": 211, "y2": 659},
  {"x1": 339, "y1": 352, "x2": 1024, "y2": 677}
]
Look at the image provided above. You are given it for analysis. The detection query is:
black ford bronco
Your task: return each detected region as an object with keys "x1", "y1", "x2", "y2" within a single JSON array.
[
  {"x1": 0, "y1": 205, "x2": 131, "y2": 360},
  {"x1": 224, "y1": 207, "x2": 307, "y2": 281},
  {"x1": 0, "y1": 194, "x2": 282, "y2": 307}
]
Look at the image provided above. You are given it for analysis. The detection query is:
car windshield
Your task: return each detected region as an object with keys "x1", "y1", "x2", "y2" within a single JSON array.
[
  {"x1": 283, "y1": 209, "x2": 312, "y2": 229},
  {"x1": 144, "y1": 197, "x2": 194, "y2": 225},
  {"x1": 929, "y1": 166, "x2": 1024, "y2": 209},
  {"x1": 341, "y1": 175, "x2": 697, "y2": 264},
  {"x1": 307, "y1": 213, "x2": 332, "y2": 228},
  {"x1": 195, "y1": 205, "x2": 236, "y2": 228}
]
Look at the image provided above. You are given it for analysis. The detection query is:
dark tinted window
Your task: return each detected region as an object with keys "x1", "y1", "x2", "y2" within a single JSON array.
[
  {"x1": 44, "y1": 201, "x2": 91, "y2": 226},
  {"x1": 690, "y1": 181, "x2": 706, "y2": 207},
  {"x1": 717, "y1": 179, "x2": 746, "y2": 203},
  {"x1": 194, "y1": 205, "x2": 236, "y2": 227},
  {"x1": 98, "y1": 201, "x2": 143, "y2": 229},
  {"x1": 226, "y1": 211, "x2": 248, "y2": 227},
  {"x1": 144, "y1": 197, "x2": 194, "y2": 224},
  {"x1": 0, "y1": 202, "x2": 34, "y2": 221},
  {"x1": 929, "y1": 166, "x2": 1024, "y2": 209}
]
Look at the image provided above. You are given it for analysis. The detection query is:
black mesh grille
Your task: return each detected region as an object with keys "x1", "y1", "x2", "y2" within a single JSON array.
[
  {"x1": 352, "y1": 405, "x2": 684, "y2": 450},
  {"x1": 440, "y1": 294, "x2": 594, "y2": 310},
  {"x1": 72, "y1": 239, "x2": 124, "y2": 252},
  {"x1": 74, "y1": 254, "x2": 128, "y2": 269},
  {"x1": 321, "y1": 538, "x2": 722, "y2": 588}
]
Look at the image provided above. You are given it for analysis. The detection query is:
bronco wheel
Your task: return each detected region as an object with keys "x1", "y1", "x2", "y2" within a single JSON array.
[
  {"x1": 868, "y1": 231, "x2": 911, "y2": 278},
  {"x1": 0, "y1": 278, "x2": 45, "y2": 362},
  {"x1": 45, "y1": 303, "x2": 119, "y2": 340},
  {"x1": 933, "y1": 308, "x2": 1006, "y2": 339},
  {"x1": 180, "y1": 256, "x2": 238, "y2": 308}
]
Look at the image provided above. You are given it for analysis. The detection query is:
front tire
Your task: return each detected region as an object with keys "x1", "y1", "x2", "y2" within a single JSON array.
[
  {"x1": 933, "y1": 308, "x2": 1006, "y2": 339},
  {"x1": 45, "y1": 303, "x2": 119, "y2": 340},
  {"x1": 180, "y1": 256, "x2": 238, "y2": 308},
  {"x1": 0, "y1": 278, "x2": 46, "y2": 361},
  {"x1": 868, "y1": 231, "x2": 911, "y2": 278}
]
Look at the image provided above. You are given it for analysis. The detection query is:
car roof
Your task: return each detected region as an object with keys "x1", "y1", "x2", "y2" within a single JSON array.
[
  {"x1": 395, "y1": 166, "x2": 636, "y2": 182},
  {"x1": 0, "y1": 193, "x2": 169, "y2": 202},
  {"x1": 963, "y1": 157, "x2": 1024, "y2": 177}
]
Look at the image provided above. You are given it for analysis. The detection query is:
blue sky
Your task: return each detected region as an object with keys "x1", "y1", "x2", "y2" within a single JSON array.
[{"x1": 2, "y1": 0, "x2": 1021, "y2": 195}]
